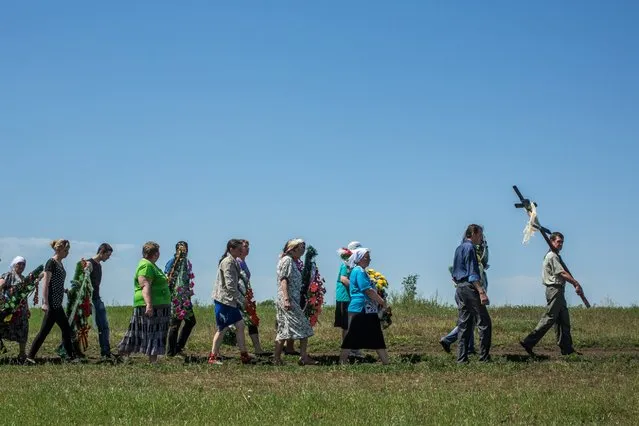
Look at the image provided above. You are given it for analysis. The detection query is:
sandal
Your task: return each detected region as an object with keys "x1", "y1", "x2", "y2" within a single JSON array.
[{"x1": 298, "y1": 357, "x2": 319, "y2": 366}]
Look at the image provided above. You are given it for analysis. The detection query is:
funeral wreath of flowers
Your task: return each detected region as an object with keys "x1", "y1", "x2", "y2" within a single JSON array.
[
  {"x1": 0, "y1": 265, "x2": 43, "y2": 323},
  {"x1": 302, "y1": 246, "x2": 326, "y2": 327}
]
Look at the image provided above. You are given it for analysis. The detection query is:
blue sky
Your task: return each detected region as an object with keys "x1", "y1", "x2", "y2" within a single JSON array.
[{"x1": 1, "y1": 1, "x2": 637, "y2": 307}]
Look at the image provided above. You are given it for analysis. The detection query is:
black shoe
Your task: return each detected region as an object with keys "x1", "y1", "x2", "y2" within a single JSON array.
[
  {"x1": 439, "y1": 340, "x2": 451, "y2": 354},
  {"x1": 520, "y1": 341, "x2": 536, "y2": 357},
  {"x1": 561, "y1": 349, "x2": 582, "y2": 356},
  {"x1": 284, "y1": 350, "x2": 301, "y2": 356}
]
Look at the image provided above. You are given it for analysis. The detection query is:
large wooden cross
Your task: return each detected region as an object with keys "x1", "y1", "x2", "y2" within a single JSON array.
[{"x1": 513, "y1": 185, "x2": 591, "y2": 308}]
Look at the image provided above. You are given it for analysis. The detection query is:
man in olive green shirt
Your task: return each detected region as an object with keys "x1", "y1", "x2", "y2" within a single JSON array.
[{"x1": 520, "y1": 232, "x2": 584, "y2": 356}]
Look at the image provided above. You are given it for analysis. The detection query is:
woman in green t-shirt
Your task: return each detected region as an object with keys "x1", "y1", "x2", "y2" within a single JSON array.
[{"x1": 117, "y1": 241, "x2": 171, "y2": 363}]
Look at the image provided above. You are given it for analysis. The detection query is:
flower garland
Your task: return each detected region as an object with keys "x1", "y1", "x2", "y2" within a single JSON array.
[
  {"x1": 302, "y1": 246, "x2": 326, "y2": 327},
  {"x1": 305, "y1": 267, "x2": 326, "y2": 327},
  {"x1": 367, "y1": 268, "x2": 392, "y2": 329},
  {"x1": 238, "y1": 266, "x2": 260, "y2": 328},
  {"x1": 0, "y1": 265, "x2": 44, "y2": 323},
  {"x1": 64, "y1": 259, "x2": 94, "y2": 351},
  {"x1": 167, "y1": 246, "x2": 195, "y2": 321}
]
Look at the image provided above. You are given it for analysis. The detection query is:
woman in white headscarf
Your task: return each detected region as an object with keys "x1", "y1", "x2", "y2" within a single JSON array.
[
  {"x1": 274, "y1": 239, "x2": 316, "y2": 365},
  {"x1": 338, "y1": 248, "x2": 389, "y2": 365},
  {"x1": 0, "y1": 256, "x2": 32, "y2": 360},
  {"x1": 335, "y1": 241, "x2": 364, "y2": 358}
]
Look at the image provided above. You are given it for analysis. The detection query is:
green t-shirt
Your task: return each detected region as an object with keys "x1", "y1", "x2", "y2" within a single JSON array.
[
  {"x1": 133, "y1": 258, "x2": 171, "y2": 307},
  {"x1": 336, "y1": 263, "x2": 351, "y2": 302}
]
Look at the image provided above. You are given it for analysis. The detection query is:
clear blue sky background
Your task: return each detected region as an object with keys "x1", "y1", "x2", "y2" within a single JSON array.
[{"x1": 1, "y1": 1, "x2": 637, "y2": 307}]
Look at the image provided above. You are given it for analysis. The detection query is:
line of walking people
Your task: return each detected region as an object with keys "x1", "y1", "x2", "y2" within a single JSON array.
[{"x1": 0, "y1": 225, "x2": 585, "y2": 365}]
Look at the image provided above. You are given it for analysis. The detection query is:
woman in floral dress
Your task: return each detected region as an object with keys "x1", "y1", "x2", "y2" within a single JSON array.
[
  {"x1": 274, "y1": 239, "x2": 316, "y2": 365},
  {"x1": 0, "y1": 256, "x2": 33, "y2": 361}
]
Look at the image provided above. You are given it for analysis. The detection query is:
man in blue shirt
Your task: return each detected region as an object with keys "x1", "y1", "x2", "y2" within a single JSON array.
[{"x1": 451, "y1": 224, "x2": 492, "y2": 363}]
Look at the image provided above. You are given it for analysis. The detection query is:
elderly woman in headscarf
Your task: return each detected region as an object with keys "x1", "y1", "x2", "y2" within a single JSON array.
[
  {"x1": 338, "y1": 248, "x2": 389, "y2": 365},
  {"x1": 335, "y1": 241, "x2": 365, "y2": 358},
  {"x1": 274, "y1": 238, "x2": 316, "y2": 366},
  {"x1": 0, "y1": 256, "x2": 34, "y2": 360}
]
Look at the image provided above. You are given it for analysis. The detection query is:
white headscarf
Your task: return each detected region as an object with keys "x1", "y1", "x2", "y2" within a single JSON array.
[
  {"x1": 347, "y1": 248, "x2": 370, "y2": 268},
  {"x1": 347, "y1": 241, "x2": 362, "y2": 250},
  {"x1": 9, "y1": 256, "x2": 26, "y2": 271}
]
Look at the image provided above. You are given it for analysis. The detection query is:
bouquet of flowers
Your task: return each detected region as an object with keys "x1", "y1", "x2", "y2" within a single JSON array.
[
  {"x1": 367, "y1": 268, "x2": 392, "y2": 329},
  {"x1": 64, "y1": 259, "x2": 94, "y2": 352},
  {"x1": 302, "y1": 246, "x2": 326, "y2": 327},
  {"x1": 0, "y1": 265, "x2": 43, "y2": 323}
]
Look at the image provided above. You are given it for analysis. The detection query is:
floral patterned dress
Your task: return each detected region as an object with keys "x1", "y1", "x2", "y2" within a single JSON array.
[
  {"x1": 0, "y1": 272, "x2": 29, "y2": 343},
  {"x1": 276, "y1": 256, "x2": 314, "y2": 340}
]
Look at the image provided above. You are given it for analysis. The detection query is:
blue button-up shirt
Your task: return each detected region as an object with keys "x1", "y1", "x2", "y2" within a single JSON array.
[{"x1": 451, "y1": 239, "x2": 481, "y2": 283}]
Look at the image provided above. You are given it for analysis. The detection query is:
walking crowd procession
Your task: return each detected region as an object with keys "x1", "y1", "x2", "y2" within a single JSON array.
[{"x1": 0, "y1": 220, "x2": 587, "y2": 367}]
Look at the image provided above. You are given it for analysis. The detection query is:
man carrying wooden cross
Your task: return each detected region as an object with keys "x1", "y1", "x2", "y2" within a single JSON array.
[{"x1": 520, "y1": 231, "x2": 583, "y2": 356}]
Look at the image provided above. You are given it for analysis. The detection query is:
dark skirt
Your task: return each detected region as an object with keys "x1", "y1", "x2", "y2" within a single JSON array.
[
  {"x1": 341, "y1": 312, "x2": 386, "y2": 350},
  {"x1": 0, "y1": 311, "x2": 29, "y2": 343},
  {"x1": 214, "y1": 301, "x2": 243, "y2": 330},
  {"x1": 334, "y1": 301, "x2": 350, "y2": 330},
  {"x1": 118, "y1": 305, "x2": 171, "y2": 356}
]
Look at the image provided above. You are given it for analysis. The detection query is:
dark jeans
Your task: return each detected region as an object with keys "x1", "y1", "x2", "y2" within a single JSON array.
[
  {"x1": 522, "y1": 285, "x2": 574, "y2": 354},
  {"x1": 93, "y1": 298, "x2": 111, "y2": 356},
  {"x1": 166, "y1": 314, "x2": 196, "y2": 355},
  {"x1": 28, "y1": 307, "x2": 75, "y2": 359},
  {"x1": 248, "y1": 324, "x2": 259, "y2": 335},
  {"x1": 456, "y1": 284, "x2": 492, "y2": 362}
]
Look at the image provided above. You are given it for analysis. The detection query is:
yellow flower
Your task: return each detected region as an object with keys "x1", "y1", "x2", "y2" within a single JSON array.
[
  {"x1": 374, "y1": 272, "x2": 382, "y2": 278},
  {"x1": 368, "y1": 269, "x2": 376, "y2": 274}
]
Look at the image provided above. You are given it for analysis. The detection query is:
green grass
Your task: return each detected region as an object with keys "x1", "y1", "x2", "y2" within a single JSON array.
[{"x1": 1, "y1": 304, "x2": 638, "y2": 425}]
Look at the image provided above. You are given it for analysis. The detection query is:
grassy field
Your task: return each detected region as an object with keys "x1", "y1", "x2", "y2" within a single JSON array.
[{"x1": 1, "y1": 303, "x2": 638, "y2": 425}]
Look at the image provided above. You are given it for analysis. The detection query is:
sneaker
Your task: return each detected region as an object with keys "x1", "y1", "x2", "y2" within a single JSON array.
[
  {"x1": 520, "y1": 340, "x2": 536, "y2": 357},
  {"x1": 98, "y1": 353, "x2": 115, "y2": 364},
  {"x1": 439, "y1": 339, "x2": 451, "y2": 354},
  {"x1": 174, "y1": 351, "x2": 186, "y2": 360},
  {"x1": 23, "y1": 357, "x2": 36, "y2": 365},
  {"x1": 349, "y1": 350, "x2": 365, "y2": 359},
  {"x1": 208, "y1": 353, "x2": 223, "y2": 365}
]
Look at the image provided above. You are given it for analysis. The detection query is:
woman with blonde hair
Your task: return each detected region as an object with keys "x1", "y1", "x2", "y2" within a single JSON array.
[
  {"x1": 274, "y1": 239, "x2": 316, "y2": 365},
  {"x1": 118, "y1": 241, "x2": 171, "y2": 363},
  {"x1": 26, "y1": 239, "x2": 76, "y2": 364}
]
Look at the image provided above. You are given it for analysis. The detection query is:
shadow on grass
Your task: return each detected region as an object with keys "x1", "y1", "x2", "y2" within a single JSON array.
[
  {"x1": 0, "y1": 356, "x2": 68, "y2": 366},
  {"x1": 183, "y1": 353, "x2": 400, "y2": 366},
  {"x1": 503, "y1": 353, "x2": 550, "y2": 362}
]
